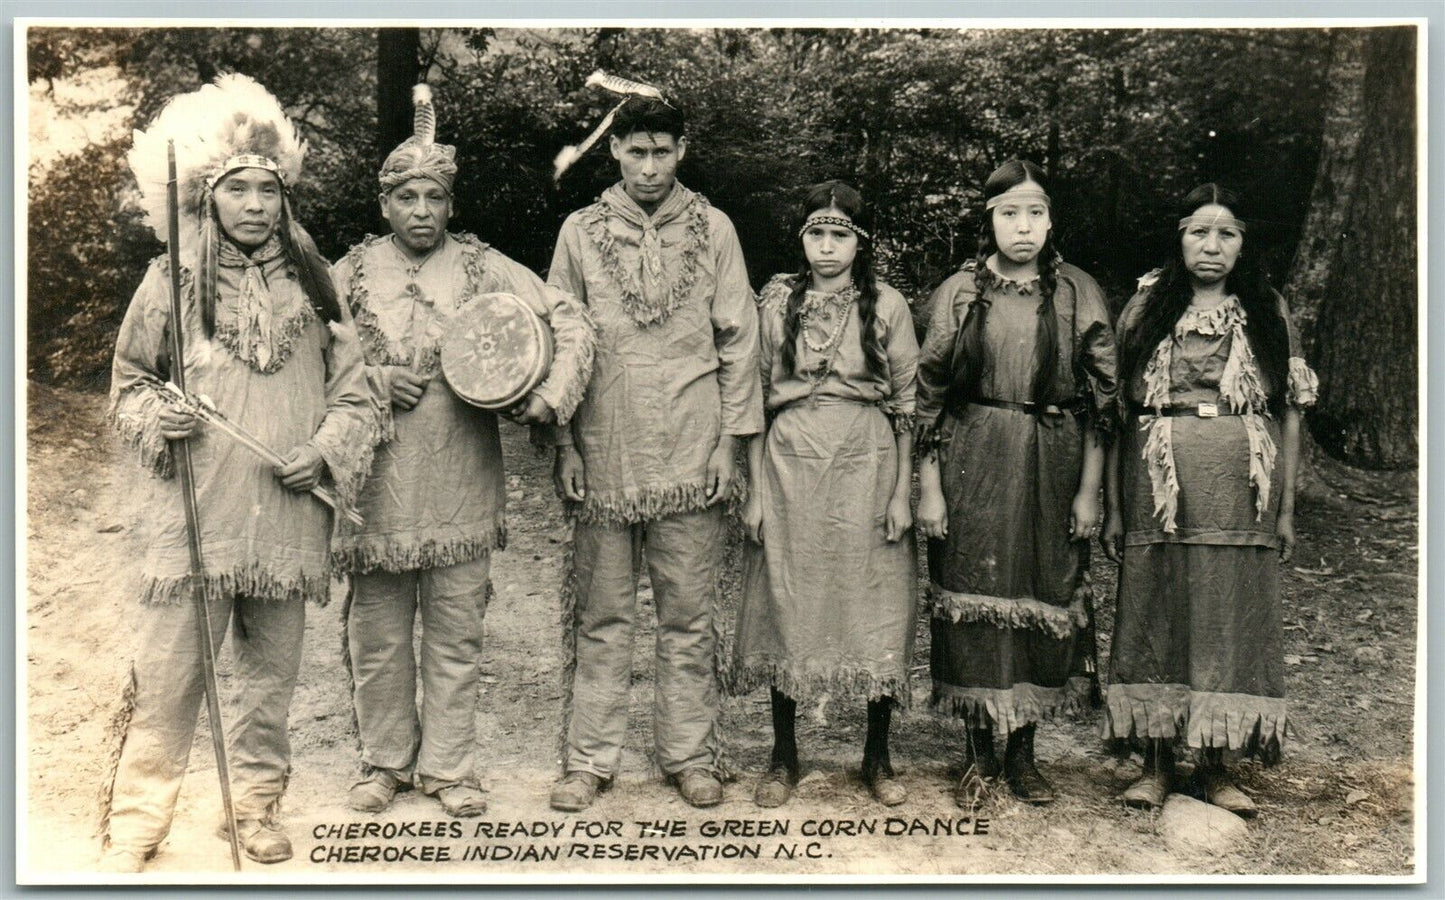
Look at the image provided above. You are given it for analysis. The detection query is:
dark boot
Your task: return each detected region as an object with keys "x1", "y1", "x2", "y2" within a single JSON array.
[
  {"x1": 861, "y1": 698, "x2": 906, "y2": 806},
  {"x1": 1003, "y1": 724, "x2": 1055, "y2": 804},
  {"x1": 755, "y1": 689, "x2": 799, "y2": 808},
  {"x1": 954, "y1": 726, "x2": 999, "y2": 810},
  {"x1": 1121, "y1": 738, "x2": 1174, "y2": 809}
]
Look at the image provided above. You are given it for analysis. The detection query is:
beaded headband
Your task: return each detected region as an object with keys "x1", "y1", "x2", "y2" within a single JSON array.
[
  {"x1": 799, "y1": 215, "x2": 871, "y2": 242},
  {"x1": 1178, "y1": 213, "x2": 1247, "y2": 233},
  {"x1": 208, "y1": 154, "x2": 284, "y2": 188},
  {"x1": 985, "y1": 188, "x2": 1050, "y2": 211}
]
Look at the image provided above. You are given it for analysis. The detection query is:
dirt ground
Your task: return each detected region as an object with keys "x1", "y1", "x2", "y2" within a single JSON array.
[{"x1": 21, "y1": 382, "x2": 1419, "y2": 881}]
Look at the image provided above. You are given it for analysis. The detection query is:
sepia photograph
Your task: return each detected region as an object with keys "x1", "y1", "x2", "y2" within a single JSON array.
[{"x1": 16, "y1": 16, "x2": 1425, "y2": 883}]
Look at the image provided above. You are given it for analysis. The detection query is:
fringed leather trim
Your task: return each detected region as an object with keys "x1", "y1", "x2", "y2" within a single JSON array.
[
  {"x1": 930, "y1": 682, "x2": 1075, "y2": 733},
  {"x1": 1287, "y1": 356, "x2": 1319, "y2": 409},
  {"x1": 139, "y1": 567, "x2": 332, "y2": 607},
  {"x1": 757, "y1": 274, "x2": 794, "y2": 315},
  {"x1": 729, "y1": 659, "x2": 911, "y2": 709},
  {"x1": 339, "y1": 580, "x2": 370, "y2": 776},
  {"x1": 704, "y1": 523, "x2": 731, "y2": 782},
  {"x1": 557, "y1": 520, "x2": 579, "y2": 772},
  {"x1": 95, "y1": 665, "x2": 138, "y2": 847},
  {"x1": 107, "y1": 386, "x2": 174, "y2": 478},
  {"x1": 579, "y1": 196, "x2": 711, "y2": 328},
  {"x1": 534, "y1": 300, "x2": 597, "y2": 427},
  {"x1": 574, "y1": 480, "x2": 736, "y2": 527},
  {"x1": 311, "y1": 416, "x2": 378, "y2": 514},
  {"x1": 212, "y1": 301, "x2": 317, "y2": 375},
  {"x1": 928, "y1": 583, "x2": 1088, "y2": 640},
  {"x1": 333, "y1": 528, "x2": 505, "y2": 574},
  {"x1": 452, "y1": 232, "x2": 492, "y2": 299},
  {"x1": 341, "y1": 235, "x2": 407, "y2": 366},
  {"x1": 1102, "y1": 682, "x2": 1287, "y2": 764}
]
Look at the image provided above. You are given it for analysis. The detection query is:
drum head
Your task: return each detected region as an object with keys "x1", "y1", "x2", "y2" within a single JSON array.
[{"x1": 441, "y1": 292, "x2": 554, "y2": 410}]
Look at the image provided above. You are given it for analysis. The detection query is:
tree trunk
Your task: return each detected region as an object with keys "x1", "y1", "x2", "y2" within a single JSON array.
[
  {"x1": 377, "y1": 28, "x2": 421, "y2": 166},
  {"x1": 1285, "y1": 26, "x2": 1417, "y2": 469}
]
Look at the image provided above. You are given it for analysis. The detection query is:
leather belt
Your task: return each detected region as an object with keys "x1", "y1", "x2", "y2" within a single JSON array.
[
  {"x1": 971, "y1": 397, "x2": 1087, "y2": 416},
  {"x1": 1128, "y1": 402, "x2": 1248, "y2": 418}
]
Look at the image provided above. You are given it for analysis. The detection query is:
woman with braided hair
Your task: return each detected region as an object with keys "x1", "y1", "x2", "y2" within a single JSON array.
[
  {"x1": 915, "y1": 160, "x2": 1120, "y2": 808},
  {"x1": 730, "y1": 181, "x2": 920, "y2": 808}
]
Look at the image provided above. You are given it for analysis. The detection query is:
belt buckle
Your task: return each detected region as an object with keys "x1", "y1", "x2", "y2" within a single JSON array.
[{"x1": 1197, "y1": 402, "x2": 1219, "y2": 418}]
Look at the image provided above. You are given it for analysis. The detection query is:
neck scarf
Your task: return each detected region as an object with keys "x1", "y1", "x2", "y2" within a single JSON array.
[{"x1": 583, "y1": 181, "x2": 710, "y2": 327}]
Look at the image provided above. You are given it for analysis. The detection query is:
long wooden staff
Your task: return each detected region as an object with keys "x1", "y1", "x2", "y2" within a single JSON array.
[{"x1": 165, "y1": 141, "x2": 243, "y2": 872}]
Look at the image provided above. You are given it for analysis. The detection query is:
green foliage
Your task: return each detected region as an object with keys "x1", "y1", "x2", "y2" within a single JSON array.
[{"x1": 27, "y1": 25, "x2": 1332, "y2": 387}]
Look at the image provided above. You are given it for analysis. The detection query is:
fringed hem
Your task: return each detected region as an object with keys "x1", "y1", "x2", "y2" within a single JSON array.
[
  {"x1": 928, "y1": 583, "x2": 1087, "y2": 640},
  {"x1": 574, "y1": 481, "x2": 733, "y2": 527},
  {"x1": 108, "y1": 387, "x2": 174, "y2": 479},
  {"x1": 557, "y1": 521, "x2": 579, "y2": 772},
  {"x1": 95, "y1": 666, "x2": 138, "y2": 847},
  {"x1": 1102, "y1": 682, "x2": 1287, "y2": 764},
  {"x1": 139, "y1": 567, "x2": 332, "y2": 606},
  {"x1": 333, "y1": 528, "x2": 505, "y2": 574},
  {"x1": 729, "y1": 660, "x2": 911, "y2": 709},
  {"x1": 930, "y1": 682, "x2": 1076, "y2": 733}
]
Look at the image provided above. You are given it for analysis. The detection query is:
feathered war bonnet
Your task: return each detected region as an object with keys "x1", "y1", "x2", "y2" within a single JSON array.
[{"x1": 127, "y1": 73, "x2": 338, "y2": 337}]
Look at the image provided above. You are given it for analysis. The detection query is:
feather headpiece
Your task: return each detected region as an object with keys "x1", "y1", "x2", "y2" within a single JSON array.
[
  {"x1": 380, "y1": 83, "x2": 458, "y2": 193},
  {"x1": 553, "y1": 70, "x2": 667, "y2": 184},
  {"x1": 128, "y1": 73, "x2": 307, "y2": 265}
]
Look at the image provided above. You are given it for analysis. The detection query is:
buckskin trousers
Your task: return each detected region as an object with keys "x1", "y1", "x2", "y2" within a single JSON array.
[
  {"x1": 103, "y1": 595, "x2": 306, "y2": 852},
  {"x1": 564, "y1": 506, "x2": 724, "y2": 779},
  {"x1": 346, "y1": 555, "x2": 491, "y2": 792}
]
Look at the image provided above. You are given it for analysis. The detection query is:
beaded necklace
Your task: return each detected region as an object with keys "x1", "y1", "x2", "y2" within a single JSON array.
[{"x1": 798, "y1": 284, "x2": 858, "y2": 402}]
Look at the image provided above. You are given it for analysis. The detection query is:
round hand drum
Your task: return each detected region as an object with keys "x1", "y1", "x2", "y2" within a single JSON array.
[{"x1": 440, "y1": 292, "x2": 554, "y2": 410}]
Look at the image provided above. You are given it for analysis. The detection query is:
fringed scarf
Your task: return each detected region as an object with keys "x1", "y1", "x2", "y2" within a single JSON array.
[
  {"x1": 579, "y1": 182, "x2": 710, "y2": 327},
  {"x1": 211, "y1": 234, "x2": 317, "y2": 374}
]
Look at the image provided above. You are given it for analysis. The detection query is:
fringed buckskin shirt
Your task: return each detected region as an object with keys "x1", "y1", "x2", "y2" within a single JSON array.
[
  {"x1": 109, "y1": 240, "x2": 377, "y2": 605},
  {"x1": 330, "y1": 233, "x2": 595, "y2": 572},
  {"x1": 548, "y1": 182, "x2": 763, "y2": 525}
]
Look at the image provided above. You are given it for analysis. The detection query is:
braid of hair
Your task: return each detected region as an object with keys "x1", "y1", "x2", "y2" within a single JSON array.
[
  {"x1": 852, "y1": 247, "x2": 888, "y2": 380},
  {"x1": 943, "y1": 229, "x2": 995, "y2": 413},
  {"x1": 1030, "y1": 243, "x2": 1061, "y2": 406},
  {"x1": 779, "y1": 268, "x2": 810, "y2": 377}
]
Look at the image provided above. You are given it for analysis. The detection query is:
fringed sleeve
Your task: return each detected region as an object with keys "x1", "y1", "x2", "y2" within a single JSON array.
[
  {"x1": 542, "y1": 216, "x2": 593, "y2": 449},
  {"x1": 1070, "y1": 269, "x2": 1122, "y2": 441},
  {"x1": 708, "y1": 211, "x2": 764, "y2": 438},
  {"x1": 108, "y1": 260, "x2": 176, "y2": 478},
  {"x1": 913, "y1": 272, "x2": 970, "y2": 455},
  {"x1": 755, "y1": 274, "x2": 792, "y2": 412},
  {"x1": 331, "y1": 252, "x2": 398, "y2": 443},
  {"x1": 486, "y1": 250, "x2": 597, "y2": 426},
  {"x1": 878, "y1": 284, "x2": 920, "y2": 434},
  {"x1": 307, "y1": 303, "x2": 378, "y2": 511},
  {"x1": 1277, "y1": 292, "x2": 1320, "y2": 409}
]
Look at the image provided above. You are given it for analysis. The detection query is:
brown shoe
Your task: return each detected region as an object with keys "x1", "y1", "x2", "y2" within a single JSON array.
[
  {"x1": 673, "y1": 768, "x2": 723, "y2": 808},
  {"x1": 1121, "y1": 770, "x2": 1171, "y2": 809},
  {"x1": 217, "y1": 818, "x2": 292, "y2": 864},
  {"x1": 348, "y1": 769, "x2": 411, "y2": 813},
  {"x1": 865, "y1": 771, "x2": 908, "y2": 807},
  {"x1": 97, "y1": 846, "x2": 153, "y2": 874},
  {"x1": 550, "y1": 771, "x2": 604, "y2": 812},
  {"x1": 753, "y1": 765, "x2": 796, "y2": 808},
  {"x1": 435, "y1": 784, "x2": 488, "y2": 818},
  {"x1": 1201, "y1": 771, "x2": 1258, "y2": 819}
]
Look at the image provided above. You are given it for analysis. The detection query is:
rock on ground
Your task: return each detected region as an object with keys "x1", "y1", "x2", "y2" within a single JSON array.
[{"x1": 1158, "y1": 794, "x2": 1248, "y2": 857}]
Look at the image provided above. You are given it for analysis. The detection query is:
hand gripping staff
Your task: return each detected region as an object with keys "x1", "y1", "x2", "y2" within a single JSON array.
[{"x1": 164, "y1": 141, "x2": 243, "y2": 872}]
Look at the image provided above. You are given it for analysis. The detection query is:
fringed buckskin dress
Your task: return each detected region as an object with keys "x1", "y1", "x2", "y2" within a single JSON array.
[
  {"x1": 915, "y1": 260, "x2": 1119, "y2": 732},
  {"x1": 730, "y1": 275, "x2": 920, "y2": 706},
  {"x1": 1104, "y1": 272, "x2": 1318, "y2": 762}
]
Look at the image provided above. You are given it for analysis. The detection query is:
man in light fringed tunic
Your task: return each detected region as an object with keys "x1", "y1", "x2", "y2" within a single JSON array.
[
  {"x1": 99, "y1": 75, "x2": 376, "y2": 872},
  {"x1": 331, "y1": 86, "x2": 595, "y2": 819},
  {"x1": 548, "y1": 96, "x2": 762, "y2": 812}
]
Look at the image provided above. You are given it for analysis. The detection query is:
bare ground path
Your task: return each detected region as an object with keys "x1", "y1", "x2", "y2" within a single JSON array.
[{"x1": 22, "y1": 383, "x2": 1417, "y2": 879}]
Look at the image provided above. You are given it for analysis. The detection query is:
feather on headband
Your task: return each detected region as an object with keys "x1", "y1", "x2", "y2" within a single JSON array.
[{"x1": 553, "y1": 70, "x2": 668, "y2": 184}]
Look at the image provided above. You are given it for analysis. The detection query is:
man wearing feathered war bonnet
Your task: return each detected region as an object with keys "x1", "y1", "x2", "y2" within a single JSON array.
[
  {"x1": 100, "y1": 74, "x2": 376, "y2": 871},
  {"x1": 331, "y1": 85, "x2": 594, "y2": 819},
  {"x1": 548, "y1": 93, "x2": 762, "y2": 812}
]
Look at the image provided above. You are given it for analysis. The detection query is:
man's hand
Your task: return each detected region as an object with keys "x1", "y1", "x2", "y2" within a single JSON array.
[
  {"x1": 390, "y1": 370, "x2": 430, "y2": 411},
  {"x1": 1100, "y1": 512, "x2": 1124, "y2": 563},
  {"x1": 705, "y1": 436, "x2": 738, "y2": 503},
  {"x1": 275, "y1": 445, "x2": 327, "y2": 493},
  {"x1": 504, "y1": 393, "x2": 556, "y2": 426},
  {"x1": 553, "y1": 445, "x2": 586, "y2": 502},
  {"x1": 159, "y1": 405, "x2": 200, "y2": 441}
]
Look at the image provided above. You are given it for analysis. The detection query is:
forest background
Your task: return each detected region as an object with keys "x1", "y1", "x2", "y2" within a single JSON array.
[{"x1": 25, "y1": 24, "x2": 1418, "y2": 470}]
